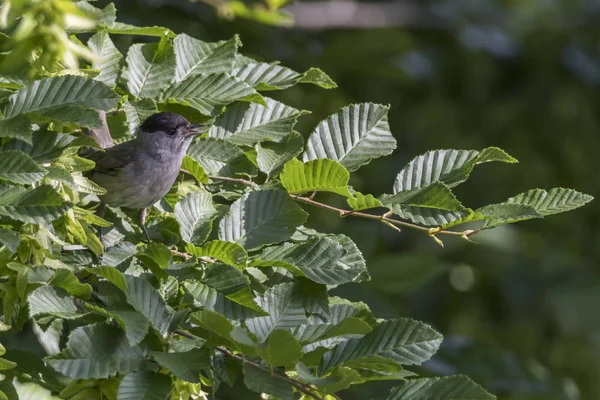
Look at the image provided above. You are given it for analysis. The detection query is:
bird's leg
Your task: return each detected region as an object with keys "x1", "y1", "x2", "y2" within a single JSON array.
[
  {"x1": 139, "y1": 208, "x2": 151, "y2": 244},
  {"x1": 97, "y1": 202, "x2": 106, "y2": 246}
]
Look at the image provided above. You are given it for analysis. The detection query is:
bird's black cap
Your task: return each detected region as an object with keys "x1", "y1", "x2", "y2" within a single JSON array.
[{"x1": 140, "y1": 112, "x2": 189, "y2": 133}]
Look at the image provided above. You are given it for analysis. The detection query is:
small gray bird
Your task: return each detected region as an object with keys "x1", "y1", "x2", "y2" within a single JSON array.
[{"x1": 85, "y1": 112, "x2": 206, "y2": 242}]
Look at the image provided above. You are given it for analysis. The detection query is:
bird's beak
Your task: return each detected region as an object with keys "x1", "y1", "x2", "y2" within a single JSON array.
[{"x1": 184, "y1": 124, "x2": 209, "y2": 137}]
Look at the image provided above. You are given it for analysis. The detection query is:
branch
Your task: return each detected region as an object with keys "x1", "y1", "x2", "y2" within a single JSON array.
[
  {"x1": 206, "y1": 174, "x2": 479, "y2": 241},
  {"x1": 174, "y1": 330, "x2": 321, "y2": 399},
  {"x1": 208, "y1": 175, "x2": 259, "y2": 189}
]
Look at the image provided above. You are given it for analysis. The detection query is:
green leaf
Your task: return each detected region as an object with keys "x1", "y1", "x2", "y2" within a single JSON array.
[
  {"x1": 189, "y1": 309, "x2": 234, "y2": 342},
  {"x1": 87, "y1": 31, "x2": 122, "y2": 86},
  {"x1": 184, "y1": 263, "x2": 265, "y2": 318},
  {"x1": 124, "y1": 275, "x2": 172, "y2": 336},
  {"x1": 253, "y1": 236, "x2": 367, "y2": 285},
  {"x1": 185, "y1": 240, "x2": 248, "y2": 268},
  {"x1": 186, "y1": 137, "x2": 245, "y2": 175},
  {"x1": 299, "y1": 67, "x2": 338, "y2": 89},
  {"x1": 46, "y1": 323, "x2": 146, "y2": 379},
  {"x1": 37, "y1": 106, "x2": 103, "y2": 128},
  {"x1": 28, "y1": 286, "x2": 81, "y2": 319},
  {"x1": 257, "y1": 329, "x2": 302, "y2": 366},
  {"x1": 123, "y1": 98, "x2": 157, "y2": 133},
  {"x1": 505, "y1": 187, "x2": 593, "y2": 216},
  {"x1": 0, "y1": 228, "x2": 19, "y2": 253},
  {"x1": 218, "y1": 189, "x2": 308, "y2": 249},
  {"x1": 0, "y1": 150, "x2": 46, "y2": 184},
  {"x1": 243, "y1": 364, "x2": 293, "y2": 400},
  {"x1": 86, "y1": 304, "x2": 150, "y2": 346},
  {"x1": 0, "y1": 184, "x2": 70, "y2": 223},
  {"x1": 105, "y1": 22, "x2": 175, "y2": 37},
  {"x1": 116, "y1": 370, "x2": 172, "y2": 400},
  {"x1": 347, "y1": 191, "x2": 382, "y2": 211},
  {"x1": 246, "y1": 282, "x2": 307, "y2": 341},
  {"x1": 181, "y1": 156, "x2": 209, "y2": 184},
  {"x1": 161, "y1": 73, "x2": 264, "y2": 116},
  {"x1": 209, "y1": 98, "x2": 308, "y2": 146},
  {"x1": 49, "y1": 269, "x2": 93, "y2": 299},
  {"x1": 0, "y1": 116, "x2": 33, "y2": 143},
  {"x1": 318, "y1": 318, "x2": 443, "y2": 374},
  {"x1": 293, "y1": 317, "x2": 373, "y2": 352},
  {"x1": 3, "y1": 76, "x2": 119, "y2": 118},
  {"x1": 174, "y1": 34, "x2": 239, "y2": 81},
  {"x1": 231, "y1": 63, "x2": 336, "y2": 90},
  {"x1": 256, "y1": 131, "x2": 304, "y2": 177},
  {"x1": 136, "y1": 243, "x2": 171, "y2": 280},
  {"x1": 13, "y1": 381, "x2": 60, "y2": 400},
  {"x1": 386, "y1": 375, "x2": 496, "y2": 400},
  {"x1": 123, "y1": 37, "x2": 176, "y2": 99},
  {"x1": 476, "y1": 204, "x2": 542, "y2": 229},
  {"x1": 303, "y1": 103, "x2": 395, "y2": 171},
  {"x1": 89, "y1": 267, "x2": 172, "y2": 335},
  {"x1": 151, "y1": 349, "x2": 211, "y2": 383},
  {"x1": 174, "y1": 190, "x2": 218, "y2": 243},
  {"x1": 393, "y1": 147, "x2": 517, "y2": 193},
  {"x1": 380, "y1": 182, "x2": 470, "y2": 226},
  {"x1": 281, "y1": 158, "x2": 352, "y2": 198}
]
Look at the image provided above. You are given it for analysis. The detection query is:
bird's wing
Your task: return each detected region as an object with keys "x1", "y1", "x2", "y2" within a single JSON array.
[{"x1": 85, "y1": 141, "x2": 137, "y2": 177}]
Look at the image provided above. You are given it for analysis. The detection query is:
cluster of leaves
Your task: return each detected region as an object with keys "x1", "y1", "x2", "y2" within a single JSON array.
[{"x1": 0, "y1": 1, "x2": 593, "y2": 400}]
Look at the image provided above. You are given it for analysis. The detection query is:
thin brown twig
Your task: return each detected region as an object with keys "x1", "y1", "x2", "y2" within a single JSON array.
[
  {"x1": 174, "y1": 330, "x2": 321, "y2": 400},
  {"x1": 208, "y1": 175, "x2": 259, "y2": 189},
  {"x1": 207, "y1": 174, "x2": 472, "y2": 238}
]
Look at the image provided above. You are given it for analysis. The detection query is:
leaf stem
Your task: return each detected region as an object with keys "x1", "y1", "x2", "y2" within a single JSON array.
[{"x1": 173, "y1": 330, "x2": 321, "y2": 400}]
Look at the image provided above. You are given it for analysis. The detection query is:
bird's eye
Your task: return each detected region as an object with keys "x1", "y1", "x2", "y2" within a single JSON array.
[{"x1": 166, "y1": 128, "x2": 177, "y2": 136}]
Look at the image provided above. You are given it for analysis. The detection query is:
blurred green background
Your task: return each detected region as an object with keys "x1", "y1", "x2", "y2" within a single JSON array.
[{"x1": 100, "y1": 1, "x2": 599, "y2": 398}]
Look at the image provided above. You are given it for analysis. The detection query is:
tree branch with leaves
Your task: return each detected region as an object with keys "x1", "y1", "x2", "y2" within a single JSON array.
[{"x1": 0, "y1": 1, "x2": 592, "y2": 400}]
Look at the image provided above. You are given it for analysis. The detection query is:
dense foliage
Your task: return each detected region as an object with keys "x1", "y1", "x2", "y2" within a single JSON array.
[{"x1": 0, "y1": 1, "x2": 593, "y2": 399}]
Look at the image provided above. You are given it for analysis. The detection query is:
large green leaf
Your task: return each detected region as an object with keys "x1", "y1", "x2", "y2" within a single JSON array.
[
  {"x1": 116, "y1": 370, "x2": 172, "y2": 400},
  {"x1": 253, "y1": 235, "x2": 368, "y2": 285},
  {"x1": 36, "y1": 105, "x2": 103, "y2": 128},
  {"x1": 49, "y1": 269, "x2": 92, "y2": 300},
  {"x1": 303, "y1": 103, "x2": 395, "y2": 171},
  {"x1": 151, "y1": 349, "x2": 211, "y2": 383},
  {"x1": 173, "y1": 190, "x2": 218, "y2": 244},
  {"x1": 28, "y1": 286, "x2": 81, "y2": 319},
  {"x1": 161, "y1": 73, "x2": 264, "y2": 116},
  {"x1": 245, "y1": 282, "x2": 307, "y2": 341},
  {"x1": 476, "y1": 204, "x2": 542, "y2": 229},
  {"x1": 380, "y1": 182, "x2": 470, "y2": 226},
  {"x1": 281, "y1": 158, "x2": 352, "y2": 198},
  {"x1": 105, "y1": 22, "x2": 175, "y2": 37},
  {"x1": 186, "y1": 137, "x2": 245, "y2": 175},
  {"x1": 218, "y1": 189, "x2": 308, "y2": 249},
  {"x1": 386, "y1": 375, "x2": 496, "y2": 400},
  {"x1": 231, "y1": 62, "x2": 336, "y2": 90},
  {"x1": 505, "y1": 188, "x2": 593, "y2": 216},
  {"x1": 393, "y1": 147, "x2": 517, "y2": 193},
  {"x1": 185, "y1": 240, "x2": 248, "y2": 268},
  {"x1": 87, "y1": 30, "x2": 122, "y2": 86},
  {"x1": 174, "y1": 34, "x2": 239, "y2": 81},
  {"x1": 184, "y1": 264, "x2": 264, "y2": 319},
  {"x1": 243, "y1": 364, "x2": 293, "y2": 400},
  {"x1": 0, "y1": 150, "x2": 47, "y2": 184},
  {"x1": 46, "y1": 323, "x2": 146, "y2": 379},
  {"x1": 89, "y1": 267, "x2": 172, "y2": 336},
  {"x1": 86, "y1": 304, "x2": 149, "y2": 346},
  {"x1": 256, "y1": 131, "x2": 304, "y2": 177},
  {"x1": 123, "y1": 37, "x2": 176, "y2": 99},
  {"x1": 3, "y1": 76, "x2": 119, "y2": 118},
  {"x1": 318, "y1": 318, "x2": 443, "y2": 374},
  {"x1": 209, "y1": 98, "x2": 308, "y2": 146},
  {"x1": 0, "y1": 184, "x2": 70, "y2": 223},
  {"x1": 0, "y1": 115, "x2": 33, "y2": 143},
  {"x1": 256, "y1": 329, "x2": 302, "y2": 367}
]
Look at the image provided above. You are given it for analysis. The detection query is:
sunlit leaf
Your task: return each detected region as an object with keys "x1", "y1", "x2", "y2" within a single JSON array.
[
  {"x1": 174, "y1": 34, "x2": 240, "y2": 81},
  {"x1": 303, "y1": 103, "x2": 395, "y2": 171},
  {"x1": 281, "y1": 158, "x2": 352, "y2": 198}
]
